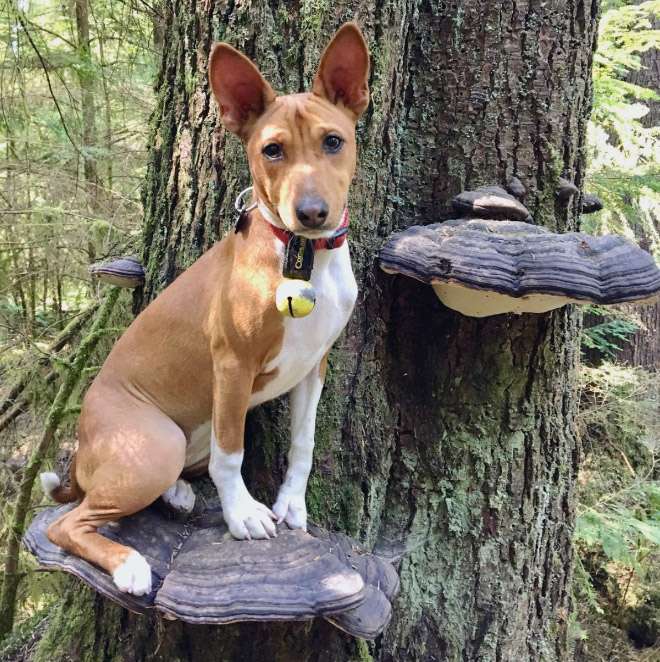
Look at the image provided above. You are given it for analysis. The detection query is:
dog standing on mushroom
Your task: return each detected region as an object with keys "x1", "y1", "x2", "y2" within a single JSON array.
[{"x1": 40, "y1": 23, "x2": 370, "y2": 597}]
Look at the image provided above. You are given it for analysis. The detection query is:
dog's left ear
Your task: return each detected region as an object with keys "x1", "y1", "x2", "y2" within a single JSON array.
[{"x1": 312, "y1": 22, "x2": 370, "y2": 119}]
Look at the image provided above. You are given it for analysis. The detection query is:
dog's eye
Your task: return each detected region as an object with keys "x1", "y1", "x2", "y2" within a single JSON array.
[
  {"x1": 263, "y1": 143, "x2": 283, "y2": 160},
  {"x1": 323, "y1": 135, "x2": 343, "y2": 153}
]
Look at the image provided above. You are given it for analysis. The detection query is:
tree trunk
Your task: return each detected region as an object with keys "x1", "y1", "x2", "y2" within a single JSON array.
[
  {"x1": 75, "y1": 0, "x2": 98, "y2": 205},
  {"x1": 628, "y1": 0, "x2": 660, "y2": 127},
  {"x1": 35, "y1": 1, "x2": 599, "y2": 660}
]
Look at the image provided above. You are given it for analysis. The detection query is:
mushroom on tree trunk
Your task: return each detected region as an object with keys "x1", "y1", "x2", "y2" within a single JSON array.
[
  {"x1": 380, "y1": 219, "x2": 660, "y2": 317},
  {"x1": 24, "y1": 491, "x2": 398, "y2": 640}
]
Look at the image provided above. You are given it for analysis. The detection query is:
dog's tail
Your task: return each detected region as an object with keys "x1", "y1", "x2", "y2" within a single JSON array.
[{"x1": 40, "y1": 456, "x2": 84, "y2": 504}]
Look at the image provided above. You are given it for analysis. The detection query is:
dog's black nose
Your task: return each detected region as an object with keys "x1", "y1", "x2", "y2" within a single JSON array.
[{"x1": 295, "y1": 198, "x2": 329, "y2": 228}]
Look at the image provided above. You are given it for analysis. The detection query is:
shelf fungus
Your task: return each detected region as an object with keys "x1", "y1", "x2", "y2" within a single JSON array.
[
  {"x1": 88, "y1": 256, "x2": 145, "y2": 288},
  {"x1": 379, "y1": 219, "x2": 660, "y2": 317},
  {"x1": 505, "y1": 176, "x2": 526, "y2": 201},
  {"x1": 451, "y1": 185, "x2": 533, "y2": 222},
  {"x1": 556, "y1": 178, "x2": 579, "y2": 201},
  {"x1": 582, "y1": 194, "x2": 604, "y2": 214},
  {"x1": 24, "y1": 497, "x2": 399, "y2": 640}
]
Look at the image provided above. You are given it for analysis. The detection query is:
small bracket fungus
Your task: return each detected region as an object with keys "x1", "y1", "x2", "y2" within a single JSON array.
[
  {"x1": 506, "y1": 176, "x2": 526, "y2": 200},
  {"x1": 582, "y1": 193, "x2": 604, "y2": 214},
  {"x1": 379, "y1": 219, "x2": 660, "y2": 318},
  {"x1": 451, "y1": 185, "x2": 532, "y2": 222},
  {"x1": 88, "y1": 256, "x2": 145, "y2": 288},
  {"x1": 556, "y1": 177, "x2": 579, "y2": 201},
  {"x1": 24, "y1": 497, "x2": 398, "y2": 640}
]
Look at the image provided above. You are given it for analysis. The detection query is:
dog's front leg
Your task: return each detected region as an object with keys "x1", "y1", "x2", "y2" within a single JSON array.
[
  {"x1": 272, "y1": 357, "x2": 327, "y2": 530},
  {"x1": 210, "y1": 359, "x2": 277, "y2": 540}
]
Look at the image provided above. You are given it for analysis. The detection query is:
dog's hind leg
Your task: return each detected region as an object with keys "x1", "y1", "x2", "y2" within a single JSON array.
[
  {"x1": 46, "y1": 501, "x2": 155, "y2": 595},
  {"x1": 46, "y1": 414, "x2": 187, "y2": 596}
]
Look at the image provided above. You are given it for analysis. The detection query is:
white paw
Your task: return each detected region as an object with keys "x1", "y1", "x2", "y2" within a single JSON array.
[
  {"x1": 112, "y1": 551, "x2": 152, "y2": 596},
  {"x1": 272, "y1": 490, "x2": 307, "y2": 530},
  {"x1": 224, "y1": 496, "x2": 277, "y2": 540},
  {"x1": 161, "y1": 479, "x2": 195, "y2": 514}
]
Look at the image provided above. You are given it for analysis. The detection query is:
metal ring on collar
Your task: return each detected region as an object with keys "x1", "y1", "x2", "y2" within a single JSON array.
[{"x1": 234, "y1": 186, "x2": 257, "y2": 214}]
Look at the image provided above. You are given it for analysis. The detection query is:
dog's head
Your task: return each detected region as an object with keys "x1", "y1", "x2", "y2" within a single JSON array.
[{"x1": 209, "y1": 23, "x2": 370, "y2": 238}]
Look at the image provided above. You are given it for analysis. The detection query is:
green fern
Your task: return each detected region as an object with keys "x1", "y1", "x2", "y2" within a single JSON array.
[{"x1": 576, "y1": 363, "x2": 660, "y2": 617}]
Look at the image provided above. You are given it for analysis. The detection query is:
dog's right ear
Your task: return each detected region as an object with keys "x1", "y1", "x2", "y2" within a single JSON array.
[
  {"x1": 209, "y1": 44, "x2": 276, "y2": 139},
  {"x1": 312, "y1": 22, "x2": 370, "y2": 120}
]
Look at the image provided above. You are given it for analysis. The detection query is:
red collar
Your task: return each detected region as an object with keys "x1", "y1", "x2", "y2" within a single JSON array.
[{"x1": 264, "y1": 208, "x2": 349, "y2": 250}]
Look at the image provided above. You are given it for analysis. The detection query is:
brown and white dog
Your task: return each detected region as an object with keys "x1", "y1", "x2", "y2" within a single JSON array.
[{"x1": 40, "y1": 23, "x2": 369, "y2": 597}]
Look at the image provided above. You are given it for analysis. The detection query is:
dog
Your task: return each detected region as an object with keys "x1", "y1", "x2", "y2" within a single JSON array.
[{"x1": 40, "y1": 22, "x2": 370, "y2": 597}]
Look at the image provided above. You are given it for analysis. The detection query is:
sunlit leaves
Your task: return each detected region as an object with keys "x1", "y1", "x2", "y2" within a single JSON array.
[{"x1": 587, "y1": 1, "x2": 660, "y2": 258}]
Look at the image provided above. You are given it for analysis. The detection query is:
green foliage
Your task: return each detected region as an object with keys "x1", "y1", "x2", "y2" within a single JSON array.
[
  {"x1": 0, "y1": 0, "x2": 156, "y2": 634},
  {"x1": 575, "y1": 363, "x2": 660, "y2": 633},
  {"x1": 0, "y1": 0, "x2": 158, "y2": 349},
  {"x1": 0, "y1": 606, "x2": 50, "y2": 660},
  {"x1": 579, "y1": 23, "x2": 660, "y2": 641},
  {"x1": 581, "y1": 320, "x2": 640, "y2": 359},
  {"x1": 580, "y1": 305, "x2": 641, "y2": 358},
  {"x1": 586, "y1": 1, "x2": 660, "y2": 253},
  {"x1": 576, "y1": 485, "x2": 660, "y2": 576}
]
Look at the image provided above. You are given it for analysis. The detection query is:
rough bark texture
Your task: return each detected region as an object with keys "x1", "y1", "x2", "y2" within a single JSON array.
[{"x1": 35, "y1": 1, "x2": 600, "y2": 660}]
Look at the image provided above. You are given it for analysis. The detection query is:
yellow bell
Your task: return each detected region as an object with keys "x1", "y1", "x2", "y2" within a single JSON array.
[{"x1": 275, "y1": 278, "x2": 316, "y2": 318}]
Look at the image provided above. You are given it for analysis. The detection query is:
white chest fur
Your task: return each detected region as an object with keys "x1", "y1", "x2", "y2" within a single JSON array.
[
  {"x1": 249, "y1": 240, "x2": 357, "y2": 407},
  {"x1": 184, "y1": 239, "x2": 357, "y2": 469}
]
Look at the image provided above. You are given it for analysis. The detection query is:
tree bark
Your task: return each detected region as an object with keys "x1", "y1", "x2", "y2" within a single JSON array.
[
  {"x1": 35, "y1": 1, "x2": 599, "y2": 660},
  {"x1": 75, "y1": 0, "x2": 99, "y2": 205},
  {"x1": 628, "y1": 0, "x2": 660, "y2": 127}
]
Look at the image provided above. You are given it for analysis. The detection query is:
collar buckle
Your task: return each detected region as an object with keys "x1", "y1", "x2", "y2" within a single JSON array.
[{"x1": 234, "y1": 186, "x2": 257, "y2": 233}]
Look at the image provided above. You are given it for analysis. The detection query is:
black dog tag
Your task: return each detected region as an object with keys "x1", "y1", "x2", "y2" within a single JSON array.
[{"x1": 283, "y1": 235, "x2": 315, "y2": 280}]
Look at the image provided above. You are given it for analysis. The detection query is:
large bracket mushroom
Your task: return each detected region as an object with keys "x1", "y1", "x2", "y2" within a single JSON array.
[
  {"x1": 24, "y1": 497, "x2": 399, "y2": 640},
  {"x1": 379, "y1": 218, "x2": 660, "y2": 317}
]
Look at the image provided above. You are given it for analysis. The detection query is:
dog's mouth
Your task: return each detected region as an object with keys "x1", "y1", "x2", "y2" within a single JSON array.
[
  {"x1": 293, "y1": 225, "x2": 335, "y2": 239},
  {"x1": 278, "y1": 208, "x2": 343, "y2": 240}
]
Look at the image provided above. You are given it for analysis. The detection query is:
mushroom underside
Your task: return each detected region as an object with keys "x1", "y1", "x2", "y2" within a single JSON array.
[
  {"x1": 88, "y1": 257, "x2": 145, "y2": 288},
  {"x1": 429, "y1": 281, "x2": 657, "y2": 317}
]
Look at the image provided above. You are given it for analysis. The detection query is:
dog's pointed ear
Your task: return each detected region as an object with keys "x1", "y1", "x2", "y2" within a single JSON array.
[
  {"x1": 209, "y1": 44, "x2": 277, "y2": 138},
  {"x1": 312, "y1": 22, "x2": 370, "y2": 119}
]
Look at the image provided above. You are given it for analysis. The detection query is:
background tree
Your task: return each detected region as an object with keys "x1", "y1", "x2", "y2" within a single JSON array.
[
  {"x1": 583, "y1": 0, "x2": 660, "y2": 368},
  {"x1": 0, "y1": 0, "x2": 157, "y2": 347}
]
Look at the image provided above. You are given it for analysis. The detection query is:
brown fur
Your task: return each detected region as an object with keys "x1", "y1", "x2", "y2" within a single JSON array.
[
  {"x1": 45, "y1": 22, "x2": 370, "y2": 581},
  {"x1": 319, "y1": 352, "x2": 329, "y2": 382}
]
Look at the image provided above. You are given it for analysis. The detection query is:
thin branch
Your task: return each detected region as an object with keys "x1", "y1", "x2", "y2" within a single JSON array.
[
  {"x1": 605, "y1": 437, "x2": 637, "y2": 478},
  {"x1": 22, "y1": 18, "x2": 77, "y2": 49},
  {"x1": 0, "y1": 288, "x2": 121, "y2": 638}
]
